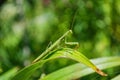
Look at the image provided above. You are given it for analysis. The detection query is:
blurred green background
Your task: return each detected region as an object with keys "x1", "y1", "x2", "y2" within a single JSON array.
[{"x1": 0, "y1": 0, "x2": 120, "y2": 80}]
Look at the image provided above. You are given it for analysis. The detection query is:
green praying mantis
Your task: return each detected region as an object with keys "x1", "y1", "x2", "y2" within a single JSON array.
[{"x1": 32, "y1": 30, "x2": 79, "y2": 63}]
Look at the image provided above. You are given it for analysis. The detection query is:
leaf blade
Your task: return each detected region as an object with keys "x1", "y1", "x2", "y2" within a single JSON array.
[
  {"x1": 42, "y1": 57, "x2": 120, "y2": 80},
  {"x1": 47, "y1": 48, "x2": 107, "y2": 76}
]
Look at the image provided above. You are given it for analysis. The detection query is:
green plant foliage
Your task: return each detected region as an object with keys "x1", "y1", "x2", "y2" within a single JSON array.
[
  {"x1": 43, "y1": 48, "x2": 107, "y2": 76},
  {"x1": 12, "y1": 48, "x2": 107, "y2": 80},
  {"x1": 0, "y1": 68, "x2": 2, "y2": 73},
  {"x1": 0, "y1": 67, "x2": 18, "y2": 80},
  {"x1": 111, "y1": 75, "x2": 120, "y2": 80},
  {"x1": 1, "y1": 0, "x2": 120, "y2": 80},
  {"x1": 42, "y1": 57, "x2": 120, "y2": 80},
  {"x1": 11, "y1": 59, "x2": 48, "y2": 80}
]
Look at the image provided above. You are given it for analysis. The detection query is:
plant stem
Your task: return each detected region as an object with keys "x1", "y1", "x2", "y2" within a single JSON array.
[{"x1": 32, "y1": 30, "x2": 72, "y2": 63}]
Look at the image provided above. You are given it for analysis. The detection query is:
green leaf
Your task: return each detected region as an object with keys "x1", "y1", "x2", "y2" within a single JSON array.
[
  {"x1": 111, "y1": 75, "x2": 120, "y2": 80},
  {"x1": 44, "y1": 48, "x2": 107, "y2": 76},
  {"x1": 11, "y1": 59, "x2": 51, "y2": 80},
  {"x1": 0, "y1": 67, "x2": 18, "y2": 80},
  {"x1": 42, "y1": 57, "x2": 120, "y2": 80},
  {"x1": 12, "y1": 48, "x2": 107, "y2": 80}
]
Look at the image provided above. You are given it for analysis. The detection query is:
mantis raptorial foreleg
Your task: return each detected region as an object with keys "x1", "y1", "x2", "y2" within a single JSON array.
[{"x1": 64, "y1": 38, "x2": 79, "y2": 49}]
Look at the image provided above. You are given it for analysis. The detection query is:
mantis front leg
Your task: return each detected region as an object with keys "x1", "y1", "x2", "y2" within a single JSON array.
[{"x1": 64, "y1": 38, "x2": 79, "y2": 49}]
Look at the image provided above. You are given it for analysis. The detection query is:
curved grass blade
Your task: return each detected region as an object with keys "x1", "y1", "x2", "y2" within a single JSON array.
[
  {"x1": 11, "y1": 59, "x2": 53, "y2": 80},
  {"x1": 12, "y1": 48, "x2": 107, "y2": 80},
  {"x1": 42, "y1": 57, "x2": 120, "y2": 80},
  {"x1": 44, "y1": 48, "x2": 107, "y2": 76}
]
